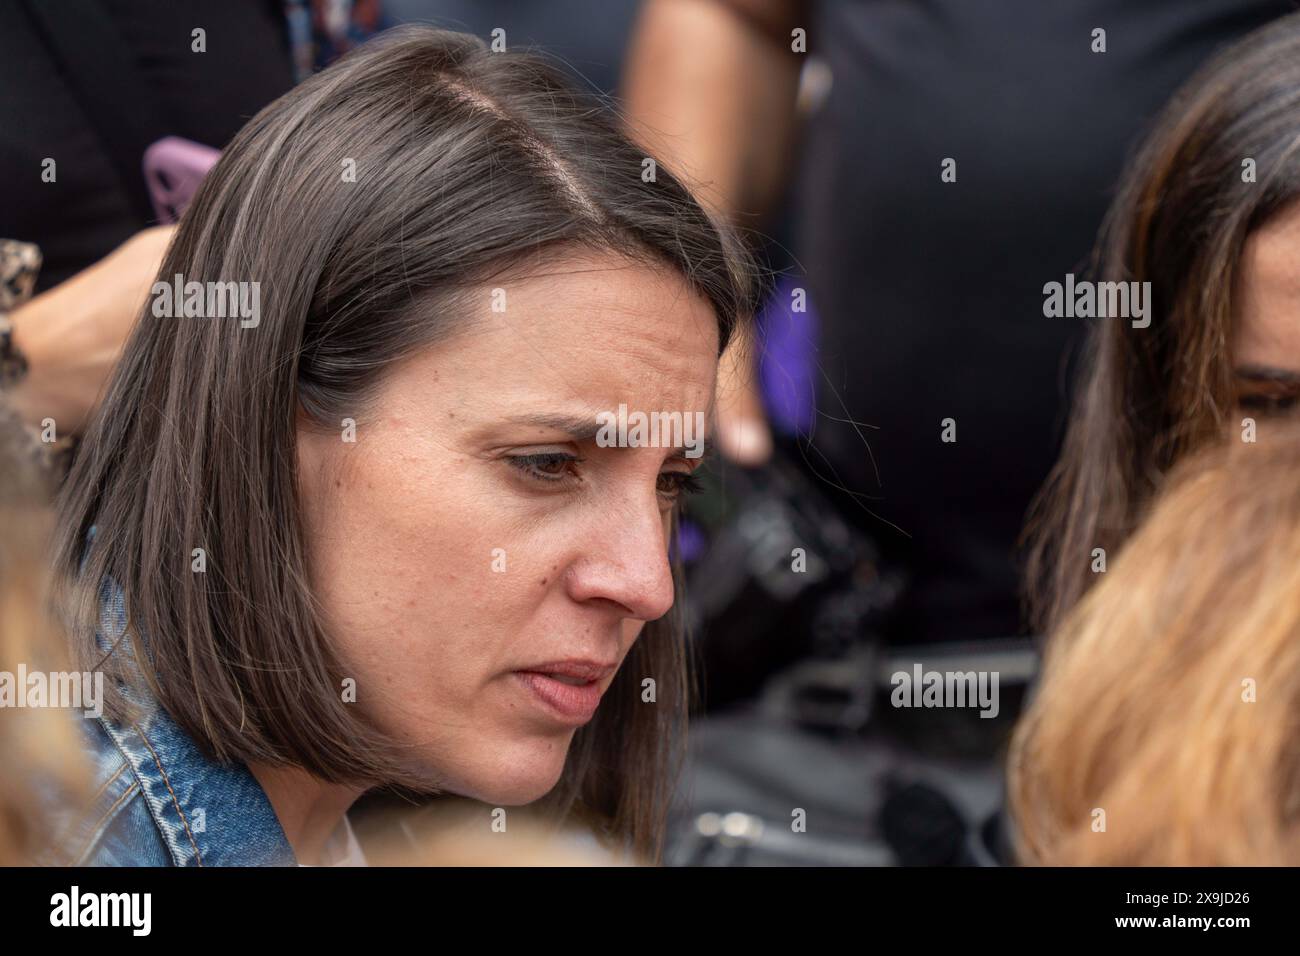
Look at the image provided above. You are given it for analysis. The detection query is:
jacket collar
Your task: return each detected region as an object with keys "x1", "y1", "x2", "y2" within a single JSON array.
[{"x1": 95, "y1": 574, "x2": 297, "y2": 867}]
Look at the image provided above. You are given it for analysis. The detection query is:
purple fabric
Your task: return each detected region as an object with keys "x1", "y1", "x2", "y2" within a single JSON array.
[
  {"x1": 674, "y1": 518, "x2": 707, "y2": 563},
  {"x1": 758, "y1": 276, "x2": 818, "y2": 436}
]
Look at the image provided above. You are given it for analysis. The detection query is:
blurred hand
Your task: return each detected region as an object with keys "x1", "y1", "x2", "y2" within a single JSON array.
[
  {"x1": 714, "y1": 327, "x2": 773, "y2": 466},
  {"x1": 7, "y1": 225, "x2": 175, "y2": 435}
]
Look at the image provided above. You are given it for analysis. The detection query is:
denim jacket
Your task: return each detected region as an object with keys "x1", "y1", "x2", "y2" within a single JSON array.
[{"x1": 45, "y1": 577, "x2": 299, "y2": 867}]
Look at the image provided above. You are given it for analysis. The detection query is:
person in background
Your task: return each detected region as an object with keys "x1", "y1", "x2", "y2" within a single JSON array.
[
  {"x1": 622, "y1": 0, "x2": 1297, "y2": 646},
  {"x1": 0, "y1": 398, "x2": 91, "y2": 865},
  {"x1": 1024, "y1": 10, "x2": 1300, "y2": 638},
  {"x1": 0, "y1": 0, "x2": 385, "y2": 444},
  {"x1": 1010, "y1": 417, "x2": 1300, "y2": 865},
  {"x1": 1008, "y1": 8, "x2": 1300, "y2": 867}
]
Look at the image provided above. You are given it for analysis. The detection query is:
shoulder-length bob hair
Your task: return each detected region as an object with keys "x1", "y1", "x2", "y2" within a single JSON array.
[
  {"x1": 1023, "y1": 11, "x2": 1300, "y2": 636},
  {"x1": 53, "y1": 25, "x2": 759, "y2": 862}
]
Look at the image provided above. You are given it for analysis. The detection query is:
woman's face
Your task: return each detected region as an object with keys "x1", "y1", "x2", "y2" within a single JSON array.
[
  {"x1": 296, "y1": 250, "x2": 719, "y2": 805},
  {"x1": 1233, "y1": 199, "x2": 1300, "y2": 415}
]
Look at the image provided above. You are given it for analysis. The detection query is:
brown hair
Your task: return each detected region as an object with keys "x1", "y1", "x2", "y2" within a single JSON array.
[
  {"x1": 1010, "y1": 421, "x2": 1300, "y2": 864},
  {"x1": 1023, "y1": 11, "x2": 1300, "y2": 636},
  {"x1": 52, "y1": 26, "x2": 760, "y2": 862}
]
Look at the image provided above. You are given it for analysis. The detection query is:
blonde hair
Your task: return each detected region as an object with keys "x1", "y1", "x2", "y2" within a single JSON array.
[
  {"x1": 0, "y1": 403, "x2": 88, "y2": 864},
  {"x1": 1010, "y1": 421, "x2": 1300, "y2": 865},
  {"x1": 355, "y1": 796, "x2": 639, "y2": 866}
]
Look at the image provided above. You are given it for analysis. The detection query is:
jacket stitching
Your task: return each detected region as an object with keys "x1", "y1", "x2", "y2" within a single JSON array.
[
  {"x1": 95, "y1": 717, "x2": 185, "y2": 866},
  {"x1": 131, "y1": 720, "x2": 204, "y2": 866}
]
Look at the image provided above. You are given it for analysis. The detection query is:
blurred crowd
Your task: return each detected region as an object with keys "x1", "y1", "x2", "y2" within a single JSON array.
[{"x1": 3, "y1": 0, "x2": 1300, "y2": 867}]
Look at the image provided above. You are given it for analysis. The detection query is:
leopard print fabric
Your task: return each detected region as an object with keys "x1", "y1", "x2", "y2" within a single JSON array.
[{"x1": 0, "y1": 239, "x2": 78, "y2": 486}]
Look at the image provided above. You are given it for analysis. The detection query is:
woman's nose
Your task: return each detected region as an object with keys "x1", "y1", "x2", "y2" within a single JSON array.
[{"x1": 564, "y1": 492, "x2": 676, "y2": 621}]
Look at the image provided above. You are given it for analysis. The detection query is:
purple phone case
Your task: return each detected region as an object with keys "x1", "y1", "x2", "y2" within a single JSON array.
[{"x1": 142, "y1": 136, "x2": 221, "y2": 224}]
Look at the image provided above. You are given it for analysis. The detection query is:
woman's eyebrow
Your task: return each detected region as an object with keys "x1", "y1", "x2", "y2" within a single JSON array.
[
  {"x1": 501, "y1": 412, "x2": 606, "y2": 443},
  {"x1": 1234, "y1": 364, "x2": 1300, "y2": 386},
  {"x1": 500, "y1": 412, "x2": 715, "y2": 459}
]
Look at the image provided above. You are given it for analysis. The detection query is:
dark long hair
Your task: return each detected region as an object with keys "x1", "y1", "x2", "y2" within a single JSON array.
[
  {"x1": 53, "y1": 25, "x2": 760, "y2": 862},
  {"x1": 1024, "y1": 11, "x2": 1300, "y2": 636}
]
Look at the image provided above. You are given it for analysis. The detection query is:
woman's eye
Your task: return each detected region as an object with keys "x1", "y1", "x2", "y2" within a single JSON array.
[
  {"x1": 507, "y1": 454, "x2": 703, "y2": 501},
  {"x1": 1238, "y1": 393, "x2": 1299, "y2": 414},
  {"x1": 507, "y1": 452, "x2": 581, "y2": 483},
  {"x1": 657, "y1": 470, "x2": 704, "y2": 501}
]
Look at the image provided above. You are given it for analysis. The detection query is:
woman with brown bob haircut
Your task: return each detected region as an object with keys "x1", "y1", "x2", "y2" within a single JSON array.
[{"x1": 46, "y1": 25, "x2": 760, "y2": 866}]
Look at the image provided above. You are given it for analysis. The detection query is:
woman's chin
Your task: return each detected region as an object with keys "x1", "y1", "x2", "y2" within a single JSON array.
[{"x1": 437, "y1": 740, "x2": 573, "y2": 806}]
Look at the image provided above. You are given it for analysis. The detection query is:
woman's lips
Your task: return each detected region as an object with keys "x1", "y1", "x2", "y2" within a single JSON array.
[{"x1": 513, "y1": 671, "x2": 605, "y2": 725}]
